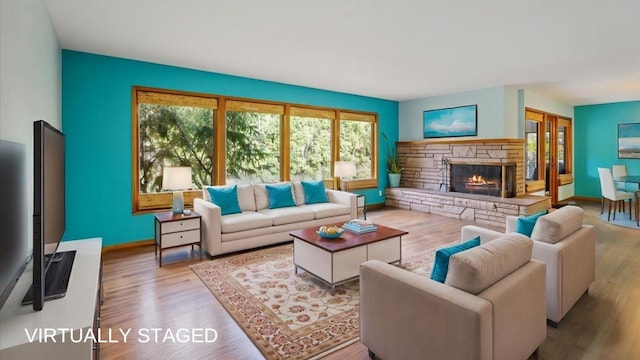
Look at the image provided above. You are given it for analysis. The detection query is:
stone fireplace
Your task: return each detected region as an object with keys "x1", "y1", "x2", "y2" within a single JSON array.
[
  {"x1": 385, "y1": 138, "x2": 551, "y2": 227},
  {"x1": 449, "y1": 162, "x2": 516, "y2": 198}
]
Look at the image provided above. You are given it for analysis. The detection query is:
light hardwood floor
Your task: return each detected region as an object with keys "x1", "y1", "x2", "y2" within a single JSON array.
[{"x1": 100, "y1": 201, "x2": 640, "y2": 359}]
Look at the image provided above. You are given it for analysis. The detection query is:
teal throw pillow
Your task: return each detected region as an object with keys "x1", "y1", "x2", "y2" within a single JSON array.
[
  {"x1": 265, "y1": 184, "x2": 296, "y2": 209},
  {"x1": 301, "y1": 180, "x2": 329, "y2": 204},
  {"x1": 430, "y1": 236, "x2": 481, "y2": 283},
  {"x1": 207, "y1": 185, "x2": 242, "y2": 216},
  {"x1": 515, "y1": 209, "x2": 549, "y2": 237}
]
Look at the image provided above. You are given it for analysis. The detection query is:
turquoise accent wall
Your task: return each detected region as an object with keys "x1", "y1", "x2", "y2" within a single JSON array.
[
  {"x1": 62, "y1": 51, "x2": 398, "y2": 246},
  {"x1": 574, "y1": 101, "x2": 640, "y2": 198}
]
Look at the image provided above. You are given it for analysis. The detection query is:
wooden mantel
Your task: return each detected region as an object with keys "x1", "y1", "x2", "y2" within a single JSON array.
[{"x1": 397, "y1": 138, "x2": 525, "y2": 146}]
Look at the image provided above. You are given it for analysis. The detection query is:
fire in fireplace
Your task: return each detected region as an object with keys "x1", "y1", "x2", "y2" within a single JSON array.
[{"x1": 449, "y1": 162, "x2": 516, "y2": 198}]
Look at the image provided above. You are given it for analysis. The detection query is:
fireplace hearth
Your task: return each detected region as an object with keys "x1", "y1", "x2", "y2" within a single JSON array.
[{"x1": 449, "y1": 162, "x2": 516, "y2": 198}]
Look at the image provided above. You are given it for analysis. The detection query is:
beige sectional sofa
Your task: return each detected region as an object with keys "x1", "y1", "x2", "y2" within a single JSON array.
[
  {"x1": 360, "y1": 233, "x2": 547, "y2": 360},
  {"x1": 462, "y1": 205, "x2": 596, "y2": 326},
  {"x1": 194, "y1": 182, "x2": 357, "y2": 257}
]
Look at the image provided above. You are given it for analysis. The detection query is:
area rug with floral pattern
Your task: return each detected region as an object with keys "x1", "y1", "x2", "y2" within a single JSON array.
[{"x1": 190, "y1": 242, "x2": 448, "y2": 360}]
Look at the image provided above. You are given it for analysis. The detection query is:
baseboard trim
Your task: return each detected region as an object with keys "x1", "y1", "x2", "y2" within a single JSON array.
[
  {"x1": 365, "y1": 203, "x2": 385, "y2": 211},
  {"x1": 102, "y1": 239, "x2": 154, "y2": 253},
  {"x1": 568, "y1": 196, "x2": 600, "y2": 203}
]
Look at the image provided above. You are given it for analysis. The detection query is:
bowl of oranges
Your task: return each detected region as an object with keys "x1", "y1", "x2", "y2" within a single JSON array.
[{"x1": 316, "y1": 225, "x2": 344, "y2": 239}]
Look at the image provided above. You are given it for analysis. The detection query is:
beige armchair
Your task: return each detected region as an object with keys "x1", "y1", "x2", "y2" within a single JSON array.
[
  {"x1": 462, "y1": 205, "x2": 596, "y2": 327},
  {"x1": 360, "y1": 233, "x2": 546, "y2": 360}
]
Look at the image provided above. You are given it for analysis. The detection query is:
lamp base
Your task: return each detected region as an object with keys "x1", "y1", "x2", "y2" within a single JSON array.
[
  {"x1": 171, "y1": 190, "x2": 184, "y2": 214},
  {"x1": 339, "y1": 179, "x2": 349, "y2": 192}
]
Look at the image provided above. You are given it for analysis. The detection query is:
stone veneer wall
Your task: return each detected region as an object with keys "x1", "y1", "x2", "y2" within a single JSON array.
[
  {"x1": 385, "y1": 188, "x2": 550, "y2": 227},
  {"x1": 397, "y1": 138, "x2": 525, "y2": 195},
  {"x1": 384, "y1": 138, "x2": 547, "y2": 227}
]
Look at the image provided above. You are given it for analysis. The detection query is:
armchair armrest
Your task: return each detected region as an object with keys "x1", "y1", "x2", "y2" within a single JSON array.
[
  {"x1": 326, "y1": 190, "x2": 357, "y2": 219},
  {"x1": 461, "y1": 225, "x2": 504, "y2": 244},
  {"x1": 505, "y1": 216, "x2": 518, "y2": 233},
  {"x1": 194, "y1": 198, "x2": 222, "y2": 257},
  {"x1": 531, "y1": 225, "x2": 596, "y2": 322},
  {"x1": 360, "y1": 260, "x2": 492, "y2": 360}
]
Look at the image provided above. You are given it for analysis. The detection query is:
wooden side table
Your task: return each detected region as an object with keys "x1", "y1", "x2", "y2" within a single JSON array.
[
  {"x1": 356, "y1": 194, "x2": 367, "y2": 220},
  {"x1": 154, "y1": 211, "x2": 202, "y2": 267}
]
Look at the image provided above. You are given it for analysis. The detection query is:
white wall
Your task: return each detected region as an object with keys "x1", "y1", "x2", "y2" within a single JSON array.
[
  {"x1": 523, "y1": 90, "x2": 574, "y2": 119},
  {"x1": 0, "y1": 0, "x2": 61, "y2": 247},
  {"x1": 399, "y1": 86, "x2": 518, "y2": 141}
]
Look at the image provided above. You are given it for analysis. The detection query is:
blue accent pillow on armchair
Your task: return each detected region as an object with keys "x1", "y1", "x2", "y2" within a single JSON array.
[
  {"x1": 207, "y1": 185, "x2": 242, "y2": 216},
  {"x1": 430, "y1": 236, "x2": 481, "y2": 283},
  {"x1": 265, "y1": 184, "x2": 296, "y2": 209},
  {"x1": 515, "y1": 209, "x2": 549, "y2": 237},
  {"x1": 301, "y1": 180, "x2": 329, "y2": 204}
]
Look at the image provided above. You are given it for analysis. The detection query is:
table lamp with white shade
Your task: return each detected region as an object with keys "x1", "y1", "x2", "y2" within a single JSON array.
[
  {"x1": 162, "y1": 166, "x2": 192, "y2": 214},
  {"x1": 334, "y1": 161, "x2": 356, "y2": 191}
]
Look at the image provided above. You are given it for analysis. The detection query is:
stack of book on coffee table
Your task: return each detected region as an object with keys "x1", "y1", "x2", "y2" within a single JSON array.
[{"x1": 342, "y1": 220, "x2": 377, "y2": 234}]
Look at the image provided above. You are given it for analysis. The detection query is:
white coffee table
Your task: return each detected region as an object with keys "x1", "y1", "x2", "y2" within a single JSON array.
[{"x1": 290, "y1": 223, "x2": 408, "y2": 294}]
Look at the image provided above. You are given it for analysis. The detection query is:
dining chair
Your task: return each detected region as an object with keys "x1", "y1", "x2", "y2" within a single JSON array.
[
  {"x1": 612, "y1": 164, "x2": 627, "y2": 193},
  {"x1": 598, "y1": 168, "x2": 633, "y2": 221},
  {"x1": 636, "y1": 192, "x2": 640, "y2": 227}
]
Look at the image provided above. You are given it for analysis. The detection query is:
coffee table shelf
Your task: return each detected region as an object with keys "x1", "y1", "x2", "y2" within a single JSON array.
[{"x1": 290, "y1": 224, "x2": 408, "y2": 294}]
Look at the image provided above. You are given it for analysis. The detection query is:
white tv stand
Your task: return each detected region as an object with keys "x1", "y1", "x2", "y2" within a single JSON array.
[{"x1": 0, "y1": 238, "x2": 102, "y2": 360}]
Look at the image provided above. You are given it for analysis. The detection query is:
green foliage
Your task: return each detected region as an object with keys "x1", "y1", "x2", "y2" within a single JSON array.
[
  {"x1": 290, "y1": 116, "x2": 332, "y2": 180},
  {"x1": 225, "y1": 111, "x2": 277, "y2": 183},
  {"x1": 139, "y1": 105, "x2": 376, "y2": 191},
  {"x1": 382, "y1": 132, "x2": 402, "y2": 174},
  {"x1": 340, "y1": 120, "x2": 372, "y2": 178},
  {"x1": 139, "y1": 104, "x2": 213, "y2": 193}
]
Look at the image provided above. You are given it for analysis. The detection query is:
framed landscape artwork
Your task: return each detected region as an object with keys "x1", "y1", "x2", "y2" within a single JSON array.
[
  {"x1": 618, "y1": 122, "x2": 640, "y2": 159},
  {"x1": 423, "y1": 104, "x2": 477, "y2": 138}
]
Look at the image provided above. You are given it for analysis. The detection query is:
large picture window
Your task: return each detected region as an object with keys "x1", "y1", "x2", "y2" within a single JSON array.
[
  {"x1": 340, "y1": 112, "x2": 375, "y2": 183},
  {"x1": 289, "y1": 108, "x2": 333, "y2": 181},
  {"x1": 225, "y1": 100, "x2": 284, "y2": 184},
  {"x1": 132, "y1": 87, "x2": 378, "y2": 212},
  {"x1": 134, "y1": 90, "x2": 216, "y2": 211}
]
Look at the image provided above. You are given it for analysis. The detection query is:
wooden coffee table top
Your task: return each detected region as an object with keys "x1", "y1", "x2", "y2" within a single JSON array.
[{"x1": 289, "y1": 223, "x2": 408, "y2": 253}]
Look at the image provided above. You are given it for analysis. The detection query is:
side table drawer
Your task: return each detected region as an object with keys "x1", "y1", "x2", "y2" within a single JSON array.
[
  {"x1": 161, "y1": 229, "x2": 200, "y2": 248},
  {"x1": 161, "y1": 218, "x2": 199, "y2": 234},
  {"x1": 368, "y1": 237, "x2": 401, "y2": 263}
]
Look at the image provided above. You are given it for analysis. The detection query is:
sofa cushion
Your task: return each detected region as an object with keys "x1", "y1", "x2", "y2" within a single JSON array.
[
  {"x1": 258, "y1": 207, "x2": 315, "y2": 225},
  {"x1": 445, "y1": 233, "x2": 533, "y2": 295},
  {"x1": 291, "y1": 181, "x2": 306, "y2": 206},
  {"x1": 430, "y1": 236, "x2": 481, "y2": 283},
  {"x1": 301, "y1": 180, "x2": 329, "y2": 204},
  {"x1": 515, "y1": 209, "x2": 548, "y2": 237},
  {"x1": 266, "y1": 183, "x2": 297, "y2": 209},
  {"x1": 236, "y1": 184, "x2": 256, "y2": 211},
  {"x1": 220, "y1": 212, "x2": 273, "y2": 233},
  {"x1": 531, "y1": 205, "x2": 584, "y2": 244},
  {"x1": 304, "y1": 202, "x2": 351, "y2": 218},
  {"x1": 203, "y1": 184, "x2": 255, "y2": 212},
  {"x1": 206, "y1": 185, "x2": 242, "y2": 216}
]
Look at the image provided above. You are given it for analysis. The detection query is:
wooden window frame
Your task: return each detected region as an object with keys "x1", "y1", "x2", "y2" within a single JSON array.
[
  {"x1": 132, "y1": 87, "x2": 219, "y2": 213},
  {"x1": 524, "y1": 108, "x2": 574, "y2": 194},
  {"x1": 338, "y1": 111, "x2": 378, "y2": 190},
  {"x1": 132, "y1": 87, "x2": 378, "y2": 213}
]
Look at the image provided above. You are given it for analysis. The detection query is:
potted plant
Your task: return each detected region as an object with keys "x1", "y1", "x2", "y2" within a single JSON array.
[{"x1": 382, "y1": 132, "x2": 402, "y2": 187}]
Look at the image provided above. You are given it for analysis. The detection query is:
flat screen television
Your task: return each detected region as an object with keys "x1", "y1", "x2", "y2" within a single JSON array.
[
  {"x1": 0, "y1": 140, "x2": 31, "y2": 311},
  {"x1": 22, "y1": 120, "x2": 73, "y2": 311}
]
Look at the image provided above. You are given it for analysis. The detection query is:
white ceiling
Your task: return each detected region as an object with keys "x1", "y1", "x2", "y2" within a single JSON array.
[{"x1": 44, "y1": 0, "x2": 640, "y2": 105}]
